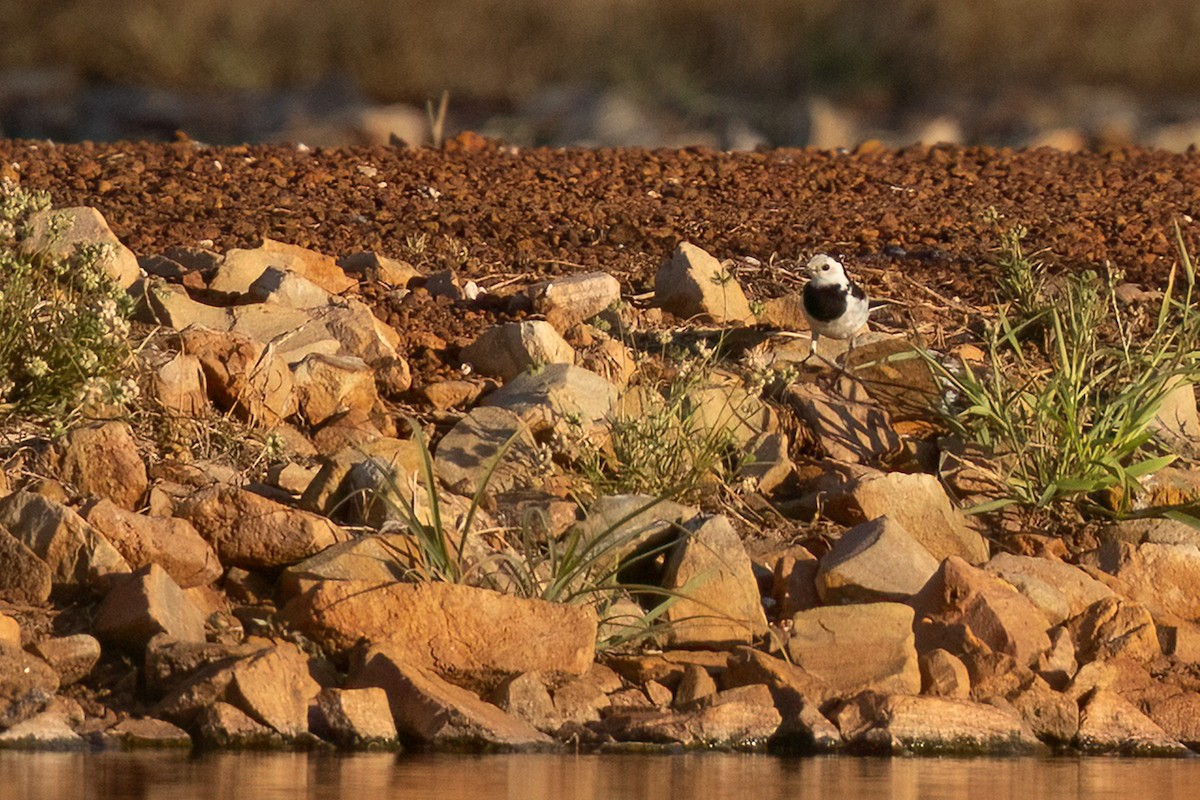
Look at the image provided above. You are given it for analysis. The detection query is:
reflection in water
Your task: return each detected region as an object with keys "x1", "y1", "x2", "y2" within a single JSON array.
[{"x1": 2, "y1": 751, "x2": 1198, "y2": 800}]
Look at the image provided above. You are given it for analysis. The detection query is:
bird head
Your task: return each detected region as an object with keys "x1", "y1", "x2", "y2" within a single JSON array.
[{"x1": 804, "y1": 254, "x2": 848, "y2": 286}]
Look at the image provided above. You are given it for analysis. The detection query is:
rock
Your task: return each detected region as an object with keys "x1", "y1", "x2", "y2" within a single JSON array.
[
  {"x1": 674, "y1": 663, "x2": 718, "y2": 707},
  {"x1": 1064, "y1": 596, "x2": 1160, "y2": 663},
  {"x1": 1151, "y1": 379, "x2": 1200, "y2": 451},
  {"x1": 769, "y1": 546, "x2": 821, "y2": 618},
  {"x1": 83, "y1": 499, "x2": 221, "y2": 588},
  {"x1": 0, "y1": 711, "x2": 86, "y2": 750},
  {"x1": 277, "y1": 534, "x2": 412, "y2": 600},
  {"x1": 1085, "y1": 540, "x2": 1200, "y2": 620},
  {"x1": 460, "y1": 321, "x2": 576, "y2": 382},
  {"x1": 175, "y1": 485, "x2": 347, "y2": 569},
  {"x1": 299, "y1": 437, "x2": 422, "y2": 518},
  {"x1": 913, "y1": 556, "x2": 1051, "y2": 667},
  {"x1": 179, "y1": 326, "x2": 296, "y2": 426},
  {"x1": 0, "y1": 646, "x2": 59, "y2": 729},
  {"x1": 527, "y1": 272, "x2": 621, "y2": 331},
  {"x1": 0, "y1": 614, "x2": 18, "y2": 649},
  {"x1": 246, "y1": 267, "x2": 334, "y2": 309},
  {"x1": 148, "y1": 351, "x2": 209, "y2": 416},
  {"x1": 144, "y1": 636, "x2": 267, "y2": 700},
  {"x1": 1135, "y1": 685, "x2": 1200, "y2": 747},
  {"x1": 661, "y1": 515, "x2": 769, "y2": 648},
  {"x1": 482, "y1": 363, "x2": 617, "y2": 432},
  {"x1": 492, "y1": 672, "x2": 559, "y2": 731},
  {"x1": 350, "y1": 648, "x2": 553, "y2": 749},
  {"x1": 816, "y1": 515, "x2": 939, "y2": 604},
  {"x1": 920, "y1": 649, "x2": 970, "y2": 699},
  {"x1": 22, "y1": 206, "x2": 140, "y2": 290},
  {"x1": 570, "y1": 494, "x2": 697, "y2": 568},
  {"x1": 605, "y1": 650, "x2": 729, "y2": 689},
  {"x1": 316, "y1": 687, "x2": 399, "y2": 748},
  {"x1": 1076, "y1": 690, "x2": 1188, "y2": 755},
  {"x1": 283, "y1": 580, "x2": 596, "y2": 689},
  {"x1": 738, "y1": 432, "x2": 793, "y2": 495},
  {"x1": 788, "y1": 603, "x2": 920, "y2": 697},
  {"x1": 0, "y1": 491, "x2": 130, "y2": 591},
  {"x1": 94, "y1": 564, "x2": 207, "y2": 652},
  {"x1": 603, "y1": 685, "x2": 781, "y2": 748},
  {"x1": 1105, "y1": 516, "x2": 1200, "y2": 547},
  {"x1": 102, "y1": 717, "x2": 193, "y2": 749},
  {"x1": 843, "y1": 337, "x2": 941, "y2": 421},
  {"x1": 836, "y1": 692, "x2": 1041, "y2": 755},
  {"x1": 552, "y1": 671, "x2": 612, "y2": 725},
  {"x1": 786, "y1": 383, "x2": 902, "y2": 464},
  {"x1": 195, "y1": 702, "x2": 281, "y2": 749},
  {"x1": 0, "y1": 525, "x2": 52, "y2": 603},
  {"x1": 433, "y1": 406, "x2": 545, "y2": 496},
  {"x1": 136, "y1": 279, "x2": 234, "y2": 330},
  {"x1": 56, "y1": 421, "x2": 148, "y2": 509},
  {"x1": 422, "y1": 379, "x2": 484, "y2": 411},
  {"x1": 1037, "y1": 626, "x2": 1078, "y2": 688},
  {"x1": 29, "y1": 634, "x2": 100, "y2": 686},
  {"x1": 211, "y1": 238, "x2": 356, "y2": 296},
  {"x1": 984, "y1": 553, "x2": 1114, "y2": 626},
  {"x1": 1009, "y1": 683, "x2": 1079, "y2": 745},
  {"x1": 654, "y1": 242, "x2": 754, "y2": 325},
  {"x1": 686, "y1": 381, "x2": 776, "y2": 449},
  {"x1": 229, "y1": 643, "x2": 321, "y2": 738},
  {"x1": 339, "y1": 251, "x2": 421, "y2": 287},
  {"x1": 290, "y1": 353, "x2": 379, "y2": 426}
]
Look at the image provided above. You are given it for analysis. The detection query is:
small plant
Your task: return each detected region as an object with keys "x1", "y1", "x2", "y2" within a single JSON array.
[
  {"x1": 0, "y1": 182, "x2": 133, "y2": 420},
  {"x1": 924, "y1": 226, "x2": 1200, "y2": 513},
  {"x1": 990, "y1": 213, "x2": 1047, "y2": 321}
]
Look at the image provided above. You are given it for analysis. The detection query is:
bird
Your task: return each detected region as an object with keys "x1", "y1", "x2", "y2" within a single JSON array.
[{"x1": 801, "y1": 254, "x2": 870, "y2": 358}]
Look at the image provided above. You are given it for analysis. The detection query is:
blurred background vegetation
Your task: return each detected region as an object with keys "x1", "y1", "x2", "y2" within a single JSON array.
[{"x1": 3, "y1": 0, "x2": 1200, "y2": 146}]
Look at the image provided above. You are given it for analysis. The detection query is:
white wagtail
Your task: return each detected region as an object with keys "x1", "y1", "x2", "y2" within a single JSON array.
[{"x1": 801, "y1": 254, "x2": 870, "y2": 357}]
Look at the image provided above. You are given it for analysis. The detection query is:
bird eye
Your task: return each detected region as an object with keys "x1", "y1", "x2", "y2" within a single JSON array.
[{"x1": 821, "y1": 265, "x2": 830, "y2": 271}]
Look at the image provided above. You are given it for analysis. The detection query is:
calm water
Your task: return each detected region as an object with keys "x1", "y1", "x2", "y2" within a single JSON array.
[{"x1": 2, "y1": 751, "x2": 1199, "y2": 800}]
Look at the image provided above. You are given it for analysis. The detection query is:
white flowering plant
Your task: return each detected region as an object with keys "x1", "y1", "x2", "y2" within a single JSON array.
[{"x1": 0, "y1": 182, "x2": 133, "y2": 418}]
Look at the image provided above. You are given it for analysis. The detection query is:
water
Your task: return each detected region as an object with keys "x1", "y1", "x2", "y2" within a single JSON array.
[{"x1": 2, "y1": 751, "x2": 1198, "y2": 800}]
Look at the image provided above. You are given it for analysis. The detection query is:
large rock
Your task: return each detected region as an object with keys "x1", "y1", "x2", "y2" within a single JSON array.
[
  {"x1": 661, "y1": 515, "x2": 768, "y2": 648},
  {"x1": 654, "y1": 242, "x2": 754, "y2": 325},
  {"x1": 211, "y1": 238, "x2": 356, "y2": 296},
  {"x1": 686, "y1": 382, "x2": 776, "y2": 449},
  {"x1": 148, "y1": 351, "x2": 209, "y2": 416},
  {"x1": 1076, "y1": 690, "x2": 1188, "y2": 755},
  {"x1": 828, "y1": 472, "x2": 989, "y2": 564},
  {"x1": 602, "y1": 685, "x2": 782, "y2": 748},
  {"x1": 1064, "y1": 597, "x2": 1161, "y2": 663},
  {"x1": 290, "y1": 353, "x2": 379, "y2": 426},
  {"x1": 0, "y1": 646, "x2": 59, "y2": 729},
  {"x1": 350, "y1": 647, "x2": 552, "y2": 749},
  {"x1": 984, "y1": 553, "x2": 1114, "y2": 626},
  {"x1": 433, "y1": 406, "x2": 544, "y2": 496},
  {"x1": 93, "y1": 564, "x2": 207, "y2": 652},
  {"x1": 0, "y1": 525, "x2": 52, "y2": 603},
  {"x1": 816, "y1": 515, "x2": 939, "y2": 604},
  {"x1": 22, "y1": 206, "x2": 140, "y2": 290},
  {"x1": 283, "y1": 580, "x2": 596, "y2": 688},
  {"x1": 913, "y1": 556, "x2": 1051, "y2": 667},
  {"x1": 0, "y1": 491, "x2": 130, "y2": 591},
  {"x1": 527, "y1": 272, "x2": 621, "y2": 331},
  {"x1": 299, "y1": 437, "x2": 422, "y2": 520},
  {"x1": 246, "y1": 267, "x2": 335, "y2": 308},
  {"x1": 179, "y1": 326, "x2": 296, "y2": 426},
  {"x1": 29, "y1": 634, "x2": 101, "y2": 686},
  {"x1": 83, "y1": 499, "x2": 221, "y2": 588},
  {"x1": 842, "y1": 337, "x2": 942, "y2": 421},
  {"x1": 787, "y1": 383, "x2": 902, "y2": 464},
  {"x1": 460, "y1": 321, "x2": 576, "y2": 381},
  {"x1": 277, "y1": 533, "x2": 413, "y2": 600},
  {"x1": 787, "y1": 603, "x2": 920, "y2": 697},
  {"x1": 836, "y1": 692, "x2": 1041, "y2": 755},
  {"x1": 482, "y1": 363, "x2": 617, "y2": 432},
  {"x1": 316, "y1": 687, "x2": 399, "y2": 747},
  {"x1": 57, "y1": 421, "x2": 148, "y2": 510},
  {"x1": 1135, "y1": 685, "x2": 1200, "y2": 747},
  {"x1": 0, "y1": 711, "x2": 86, "y2": 751},
  {"x1": 1085, "y1": 540, "x2": 1200, "y2": 620},
  {"x1": 229, "y1": 642, "x2": 321, "y2": 738},
  {"x1": 195, "y1": 702, "x2": 280, "y2": 749},
  {"x1": 175, "y1": 485, "x2": 347, "y2": 569}
]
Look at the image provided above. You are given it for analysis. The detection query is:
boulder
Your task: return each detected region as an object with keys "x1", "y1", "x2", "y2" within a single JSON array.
[
  {"x1": 786, "y1": 383, "x2": 902, "y2": 464},
  {"x1": 175, "y1": 485, "x2": 347, "y2": 569},
  {"x1": 229, "y1": 643, "x2": 322, "y2": 738},
  {"x1": 527, "y1": 272, "x2": 621, "y2": 331},
  {"x1": 179, "y1": 326, "x2": 296, "y2": 426},
  {"x1": 835, "y1": 692, "x2": 1041, "y2": 754},
  {"x1": 195, "y1": 702, "x2": 281, "y2": 749},
  {"x1": 1085, "y1": 540, "x2": 1200, "y2": 620},
  {"x1": 350, "y1": 648, "x2": 552, "y2": 749},
  {"x1": 984, "y1": 553, "x2": 1114, "y2": 626},
  {"x1": 913, "y1": 556, "x2": 1051, "y2": 667},
  {"x1": 83, "y1": 499, "x2": 221, "y2": 588},
  {"x1": 93, "y1": 564, "x2": 207, "y2": 651},
  {"x1": 686, "y1": 382, "x2": 776, "y2": 449},
  {"x1": 0, "y1": 646, "x2": 59, "y2": 729},
  {"x1": 290, "y1": 353, "x2": 379, "y2": 426},
  {"x1": 661, "y1": 515, "x2": 769, "y2": 648},
  {"x1": 674, "y1": 663, "x2": 719, "y2": 707},
  {"x1": 0, "y1": 491, "x2": 130, "y2": 591},
  {"x1": 602, "y1": 685, "x2": 781, "y2": 748},
  {"x1": 460, "y1": 321, "x2": 576, "y2": 382},
  {"x1": 136, "y1": 279, "x2": 234, "y2": 330},
  {"x1": 1076, "y1": 690, "x2": 1188, "y2": 755},
  {"x1": 816, "y1": 515, "x2": 939, "y2": 604},
  {"x1": 482, "y1": 363, "x2": 617, "y2": 432},
  {"x1": 148, "y1": 351, "x2": 209, "y2": 416},
  {"x1": 283, "y1": 580, "x2": 596, "y2": 689},
  {"x1": 211, "y1": 238, "x2": 356, "y2": 296},
  {"x1": 22, "y1": 206, "x2": 140, "y2": 290},
  {"x1": 316, "y1": 687, "x2": 399, "y2": 748},
  {"x1": 433, "y1": 406, "x2": 544, "y2": 496},
  {"x1": 57, "y1": 421, "x2": 148, "y2": 510},
  {"x1": 246, "y1": 267, "x2": 334, "y2": 308},
  {"x1": 787, "y1": 603, "x2": 920, "y2": 697},
  {"x1": 654, "y1": 242, "x2": 754, "y2": 325},
  {"x1": 0, "y1": 711, "x2": 86, "y2": 751},
  {"x1": 0, "y1": 525, "x2": 52, "y2": 603},
  {"x1": 28, "y1": 634, "x2": 101, "y2": 686},
  {"x1": 1064, "y1": 596, "x2": 1161, "y2": 663},
  {"x1": 920, "y1": 649, "x2": 970, "y2": 699}
]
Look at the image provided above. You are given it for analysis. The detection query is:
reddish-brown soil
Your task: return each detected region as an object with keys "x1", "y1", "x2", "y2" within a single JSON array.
[{"x1": 5, "y1": 135, "x2": 1200, "y2": 379}]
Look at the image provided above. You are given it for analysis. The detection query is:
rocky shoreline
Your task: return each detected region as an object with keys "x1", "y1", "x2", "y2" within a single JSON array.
[{"x1": 2, "y1": 142, "x2": 1200, "y2": 758}]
